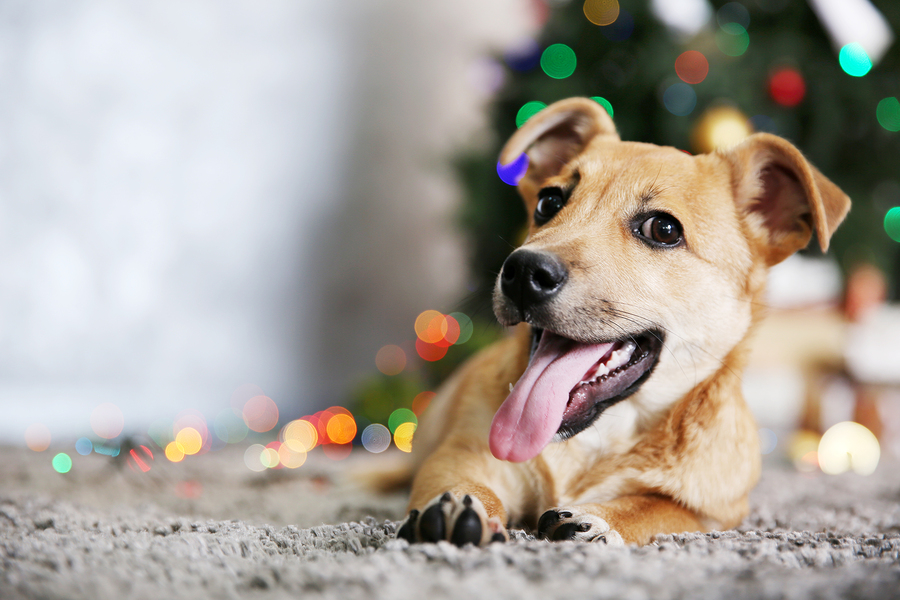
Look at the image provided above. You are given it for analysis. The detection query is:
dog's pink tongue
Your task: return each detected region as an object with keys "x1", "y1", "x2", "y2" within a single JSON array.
[{"x1": 489, "y1": 332, "x2": 614, "y2": 463}]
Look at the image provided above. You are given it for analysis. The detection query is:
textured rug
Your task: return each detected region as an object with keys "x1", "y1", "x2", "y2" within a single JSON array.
[{"x1": 1, "y1": 446, "x2": 899, "y2": 600}]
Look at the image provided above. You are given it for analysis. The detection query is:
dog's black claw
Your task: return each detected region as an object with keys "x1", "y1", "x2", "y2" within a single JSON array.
[
  {"x1": 491, "y1": 532, "x2": 507, "y2": 543},
  {"x1": 397, "y1": 509, "x2": 419, "y2": 543},
  {"x1": 551, "y1": 521, "x2": 590, "y2": 541},
  {"x1": 537, "y1": 510, "x2": 561, "y2": 538},
  {"x1": 450, "y1": 507, "x2": 482, "y2": 547},
  {"x1": 419, "y1": 503, "x2": 446, "y2": 542}
]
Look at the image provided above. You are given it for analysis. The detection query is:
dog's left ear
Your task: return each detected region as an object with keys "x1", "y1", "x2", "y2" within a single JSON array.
[{"x1": 723, "y1": 133, "x2": 851, "y2": 266}]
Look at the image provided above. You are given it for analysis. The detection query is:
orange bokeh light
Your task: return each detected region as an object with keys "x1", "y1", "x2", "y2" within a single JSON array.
[
  {"x1": 675, "y1": 50, "x2": 709, "y2": 84},
  {"x1": 375, "y1": 344, "x2": 407, "y2": 375},
  {"x1": 24, "y1": 423, "x2": 51, "y2": 452},
  {"x1": 242, "y1": 395, "x2": 279, "y2": 433},
  {"x1": 283, "y1": 419, "x2": 318, "y2": 452},
  {"x1": 412, "y1": 391, "x2": 435, "y2": 416},
  {"x1": 326, "y1": 413, "x2": 357, "y2": 445}
]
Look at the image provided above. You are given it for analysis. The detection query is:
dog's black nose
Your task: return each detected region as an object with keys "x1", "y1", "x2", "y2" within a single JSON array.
[{"x1": 500, "y1": 250, "x2": 568, "y2": 309}]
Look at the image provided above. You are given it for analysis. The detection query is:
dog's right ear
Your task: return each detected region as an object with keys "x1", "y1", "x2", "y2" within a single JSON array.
[{"x1": 499, "y1": 98, "x2": 618, "y2": 199}]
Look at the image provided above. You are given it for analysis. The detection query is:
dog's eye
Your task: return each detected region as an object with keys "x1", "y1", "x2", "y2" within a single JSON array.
[
  {"x1": 638, "y1": 214, "x2": 683, "y2": 247},
  {"x1": 534, "y1": 188, "x2": 566, "y2": 226}
]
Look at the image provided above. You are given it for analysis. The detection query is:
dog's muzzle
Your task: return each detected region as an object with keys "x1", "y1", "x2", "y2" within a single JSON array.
[{"x1": 498, "y1": 249, "x2": 568, "y2": 320}]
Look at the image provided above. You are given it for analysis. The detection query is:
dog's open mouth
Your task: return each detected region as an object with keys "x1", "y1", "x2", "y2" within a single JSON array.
[{"x1": 489, "y1": 327, "x2": 663, "y2": 463}]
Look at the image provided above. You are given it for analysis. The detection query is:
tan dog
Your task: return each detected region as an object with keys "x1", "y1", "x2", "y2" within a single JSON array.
[{"x1": 396, "y1": 97, "x2": 850, "y2": 547}]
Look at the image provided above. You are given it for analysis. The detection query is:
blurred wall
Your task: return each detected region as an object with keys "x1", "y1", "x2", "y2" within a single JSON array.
[{"x1": 0, "y1": 0, "x2": 532, "y2": 441}]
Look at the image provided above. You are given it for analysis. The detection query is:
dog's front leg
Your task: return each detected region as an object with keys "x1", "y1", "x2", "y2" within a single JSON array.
[
  {"x1": 397, "y1": 448, "x2": 519, "y2": 547},
  {"x1": 537, "y1": 495, "x2": 707, "y2": 546}
]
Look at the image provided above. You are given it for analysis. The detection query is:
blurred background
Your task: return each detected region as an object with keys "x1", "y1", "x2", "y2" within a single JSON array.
[{"x1": 4, "y1": 0, "x2": 899, "y2": 478}]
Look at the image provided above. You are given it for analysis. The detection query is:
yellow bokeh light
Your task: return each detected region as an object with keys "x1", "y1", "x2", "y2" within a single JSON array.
[
  {"x1": 788, "y1": 429, "x2": 820, "y2": 472},
  {"x1": 283, "y1": 419, "x2": 318, "y2": 452},
  {"x1": 175, "y1": 427, "x2": 203, "y2": 455},
  {"x1": 326, "y1": 413, "x2": 357, "y2": 445},
  {"x1": 393, "y1": 422, "x2": 417, "y2": 453},
  {"x1": 583, "y1": 0, "x2": 619, "y2": 26},
  {"x1": 690, "y1": 106, "x2": 753, "y2": 154},
  {"x1": 818, "y1": 421, "x2": 880, "y2": 476},
  {"x1": 165, "y1": 441, "x2": 185, "y2": 463},
  {"x1": 415, "y1": 310, "x2": 446, "y2": 344},
  {"x1": 278, "y1": 444, "x2": 307, "y2": 469},
  {"x1": 260, "y1": 447, "x2": 280, "y2": 469}
]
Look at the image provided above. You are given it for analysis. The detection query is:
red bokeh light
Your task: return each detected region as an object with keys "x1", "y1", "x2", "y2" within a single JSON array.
[
  {"x1": 675, "y1": 51, "x2": 709, "y2": 84},
  {"x1": 768, "y1": 68, "x2": 805, "y2": 107}
]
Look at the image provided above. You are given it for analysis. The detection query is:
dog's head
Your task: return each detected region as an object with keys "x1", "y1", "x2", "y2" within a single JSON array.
[{"x1": 489, "y1": 97, "x2": 850, "y2": 462}]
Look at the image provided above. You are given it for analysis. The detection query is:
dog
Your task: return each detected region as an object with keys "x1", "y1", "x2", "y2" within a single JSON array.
[{"x1": 395, "y1": 97, "x2": 851, "y2": 547}]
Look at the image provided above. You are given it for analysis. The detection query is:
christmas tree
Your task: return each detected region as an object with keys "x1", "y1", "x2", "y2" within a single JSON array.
[{"x1": 458, "y1": 0, "x2": 900, "y2": 310}]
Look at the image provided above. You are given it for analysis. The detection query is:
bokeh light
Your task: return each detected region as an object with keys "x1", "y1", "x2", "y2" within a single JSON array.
[
  {"x1": 412, "y1": 391, "x2": 435, "y2": 417},
  {"x1": 75, "y1": 437, "x2": 93, "y2": 456},
  {"x1": 788, "y1": 430, "x2": 820, "y2": 472},
  {"x1": 93, "y1": 443, "x2": 120, "y2": 457},
  {"x1": 260, "y1": 444, "x2": 281, "y2": 469},
  {"x1": 691, "y1": 105, "x2": 753, "y2": 153},
  {"x1": 173, "y1": 410, "x2": 209, "y2": 452},
  {"x1": 415, "y1": 310, "x2": 447, "y2": 344},
  {"x1": 393, "y1": 422, "x2": 416, "y2": 453},
  {"x1": 375, "y1": 344, "x2": 407, "y2": 376},
  {"x1": 540, "y1": 44, "x2": 577, "y2": 79},
  {"x1": 448, "y1": 312, "x2": 473, "y2": 344},
  {"x1": 717, "y1": 1, "x2": 750, "y2": 29},
  {"x1": 716, "y1": 23, "x2": 749, "y2": 57},
  {"x1": 758, "y1": 428, "x2": 777, "y2": 455},
  {"x1": 416, "y1": 338, "x2": 448, "y2": 362},
  {"x1": 583, "y1": 0, "x2": 619, "y2": 26},
  {"x1": 278, "y1": 443, "x2": 306, "y2": 469},
  {"x1": 388, "y1": 408, "x2": 417, "y2": 434},
  {"x1": 839, "y1": 43, "x2": 872, "y2": 77},
  {"x1": 662, "y1": 83, "x2": 697, "y2": 116},
  {"x1": 90, "y1": 403, "x2": 124, "y2": 439},
  {"x1": 818, "y1": 422, "x2": 880, "y2": 475},
  {"x1": 213, "y1": 410, "x2": 248, "y2": 444},
  {"x1": 883, "y1": 207, "x2": 900, "y2": 242},
  {"x1": 24, "y1": 423, "x2": 51, "y2": 452},
  {"x1": 242, "y1": 395, "x2": 279, "y2": 433},
  {"x1": 768, "y1": 68, "x2": 806, "y2": 107},
  {"x1": 516, "y1": 101, "x2": 547, "y2": 128},
  {"x1": 326, "y1": 413, "x2": 357, "y2": 445},
  {"x1": 165, "y1": 441, "x2": 185, "y2": 463},
  {"x1": 590, "y1": 96, "x2": 614, "y2": 117},
  {"x1": 497, "y1": 153, "x2": 529, "y2": 186},
  {"x1": 243, "y1": 444, "x2": 266, "y2": 472},
  {"x1": 876, "y1": 97, "x2": 900, "y2": 132},
  {"x1": 674, "y1": 51, "x2": 709, "y2": 84},
  {"x1": 175, "y1": 427, "x2": 203, "y2": 456},
  {"x1": 361, "y1": 424, "x2": 392, "y2": 453},
  {"x1": 283, "y1": 419, "x2": 318, "y2": 452},
  {"x1": 52, "y1": 452, "x2": 72, "y2": 474},
  {"x1": 127, "y1": 446, "x2": 154, "y2": 473}
]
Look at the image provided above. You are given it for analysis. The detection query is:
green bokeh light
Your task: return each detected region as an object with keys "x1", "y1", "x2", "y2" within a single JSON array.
[
  {"x1": 540, "y1": 44, "x2": 577, "y2": 79},
  {"x1": 715, "y1": 23, "x2": 749, "y2": 57},
  {"x1": 448, "y1": 312, "x2": 474, "y2": 344},
  {"x1": 876, "y1": 97, "x2": 900, "y2": 132},
  {"x1": 388, "y1": 408, "x2": 417, "y2": 434},
  {"x1": 885, "y1": 207, "x2": 900, "y2": 242},
  {"x1": 590, "y1": 96, "x2": 614, "y2": 117},
  {"x1": 516, "y1": 101, "x2": 547, "y2": 127},
  {"x1": 52, "y1": 452, "x2": 72, "y2": 474},
  {"x1": 839, "y1": 43, "x2": 872, "y2": 77}
]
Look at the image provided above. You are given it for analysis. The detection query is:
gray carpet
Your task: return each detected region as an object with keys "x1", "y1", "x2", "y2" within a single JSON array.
[{"x1": 1, "y1": 446, "x2": 899, "y2": 600}]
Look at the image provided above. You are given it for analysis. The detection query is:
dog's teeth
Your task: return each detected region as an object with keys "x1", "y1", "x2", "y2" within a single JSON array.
[
  {"x1": 607, "y1": 342, "x2": 637, "y2": 371},
  {"x1": 509, "y1": 383, "x2": 514, "y2": 393}
]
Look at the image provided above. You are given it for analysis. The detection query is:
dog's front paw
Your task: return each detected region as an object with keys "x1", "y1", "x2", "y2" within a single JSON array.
[
  {"x1": 397, "y1": 492, "x2": 507, "y2": 547},
  {"x1": 537, "y1": 508, "x2": 624, "y2": 546}
]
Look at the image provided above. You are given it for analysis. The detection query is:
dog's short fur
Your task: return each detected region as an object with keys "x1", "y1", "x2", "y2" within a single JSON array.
[{"x1": 396, "y1": 98, "x2": 850, "y2": 547}]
